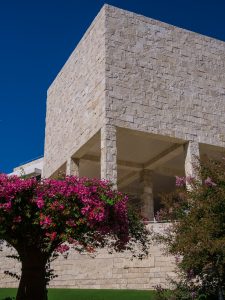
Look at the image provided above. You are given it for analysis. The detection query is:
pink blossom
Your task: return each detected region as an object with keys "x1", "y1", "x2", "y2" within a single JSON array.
[
  {"x1": 13, "y1": 216, "x2": 22, "y2": 223},
  {"x1": 81, "y1": 205, "x2": 91, "y2": 215},
  {"x1": 175, "y1": 176, "x2": 186, "y2": 187},
  {"x1": 0, "y1": 174, "x2": 131, "y2": 251},
  {"x1": 93, "y1": 207, "x2": 105, "y2": 222},
  {"x1": 56, "y1": 244, "x2": 70, "y2": 254},
  {"x1": 50, "y1": 201, "x2": 64, "y2": 211},
  {"x1": 40, "y1": 215, "x2": 52, "y2": 228},
  {"x1": 85, "y1": 245, "x2": 95, "y2": 253},
  {"x1": 204, "y1": 177, "x2": 217, "y2": 187},
  {"x1": 66, "y1": 219, "x2": 76, "y2": 227},
  {"x1": 0, "y1": 201, "x2": 12, "y2": 211},
  {"x1": 46, "y1": 231, "x2": 57, "y2": 241},
  {"x1": 36, "y1": 198, "x2": 44, "y2": 209},
  {"x1": 0, "y1": 175, "x2": 37, "y2": 201}
]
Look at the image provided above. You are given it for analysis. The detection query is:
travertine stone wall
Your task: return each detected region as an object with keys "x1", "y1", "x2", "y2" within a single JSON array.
[
  {"x1": 44, "y1": 4, "x2": 225, "y2": 178},
  {"x1": 101, "y1": 124, "x2": 117, "y2": 185},
  {"x1": 140, "y1": 170, "x2": 154, "y2": 220},
  {"x1": 184, "y1": 141, "x2": 200, "y2": 178},
  {"x1": 0, "y1": 224, "x2": 176, "y2": 289},
  {"x1": 66, "y1": 157, "x2": 79, "y2": 176},
  {"x1": 43, "y1": 7, "x2": 107, "y2": 178},
  {"x1": 104, "y1": 5, "x2": 225, "y2": 147},
  {"x1": 0, "y1": 243, "x2": 21, "y2": 288}
]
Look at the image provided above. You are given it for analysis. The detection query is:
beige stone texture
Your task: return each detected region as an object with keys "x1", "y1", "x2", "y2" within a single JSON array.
[
  {"x1": 0, "y1": 243, "x2": 21, "y2": 288},
  {"x1": 101, "y1": 124, "x2": 117, "y2": 184},
  {"x1": 105, "y1": 5, "x2": 225, "y2": 147},
  {"x1": 184, "y1": 141, "x2": 200, "y2": 178},
  {"x1": 66, "y1": 157, "x2": 80, "y2": 176},
  {"x1": 43, "y1": 4, "x2": 225, "y2": 180},
  {"x1": 140, "y1": 169, "x2": 154, "y2": 220},
  {"x1": 0, "y1": 224, "x2": 175, "y2": 290},
  {"x1": 43, "y1": 7, "x2": 106, "y2": 178}
]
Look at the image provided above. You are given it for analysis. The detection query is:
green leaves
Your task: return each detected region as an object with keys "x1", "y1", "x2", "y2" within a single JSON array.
[{"x1": 156, "y1": 158, "x2": 225, "y2": 299}]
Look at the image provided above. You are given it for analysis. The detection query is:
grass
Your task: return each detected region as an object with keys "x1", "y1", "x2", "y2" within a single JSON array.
[{"x1": 0, "y1": 288, "x2": 156, "y2": 300}]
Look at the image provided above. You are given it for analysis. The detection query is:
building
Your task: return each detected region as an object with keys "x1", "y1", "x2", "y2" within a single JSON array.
[
  {"x1": 2, "y1": 4, "x2": 225, "y2": 290},
  {"x1": 9, "y1": 157, "x2": 43, "y2": 179}
]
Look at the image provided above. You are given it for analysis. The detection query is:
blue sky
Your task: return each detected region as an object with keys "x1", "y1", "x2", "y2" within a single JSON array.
[{"x1": 1, "y1": 0, "x2": 225, "y2": 174}]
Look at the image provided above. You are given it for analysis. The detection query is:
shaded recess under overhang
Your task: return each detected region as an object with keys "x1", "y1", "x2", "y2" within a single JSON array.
[
  {"x1": 69, "y1": 128, "x2": 186, "y2": 195},
  {"x1": 50, "y1": 128, "x2": 225, "y2": 207}
]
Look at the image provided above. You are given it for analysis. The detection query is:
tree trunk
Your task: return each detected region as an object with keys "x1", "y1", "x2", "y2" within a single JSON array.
[{"x1": 16, "y1": 247, "x2": 48, "y2": 300}]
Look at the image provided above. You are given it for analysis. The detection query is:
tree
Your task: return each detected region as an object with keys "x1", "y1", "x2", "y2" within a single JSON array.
[
  {"x1": 156, "y1": 158, "x2": 225, "y2": 300},
  {"x1": 0, "y1": 174, "x2": 149, "y2": 300}
]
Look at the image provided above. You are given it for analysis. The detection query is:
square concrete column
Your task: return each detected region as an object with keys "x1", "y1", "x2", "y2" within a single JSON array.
[
  {"x1": 184, "y1": 141, "x2": 200, "y2": 179},
  {"x1": 140, "y1": 169, "x2": 154, "y2": 221},
  {"x1": 101, "y1": 124, "x2": 117, "y2": 188},
  {"x1": 66, "y1": 157, "x2": 80, "y2": 176}
]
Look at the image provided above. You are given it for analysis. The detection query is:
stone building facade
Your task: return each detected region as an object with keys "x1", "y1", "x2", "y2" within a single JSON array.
[
  {"x1": 44, "y1": 4, "x2": 225, "y2": 219},
  {"x1": 2, "y1": 4, "x2": 225, "y2": 290}
]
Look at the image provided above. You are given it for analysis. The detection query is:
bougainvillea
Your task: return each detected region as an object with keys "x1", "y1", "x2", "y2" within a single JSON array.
[
  {"x1": 0, "y1": 174, "x2": 149, "y2": 300},
  {"x1": 156, "y1": 158, "x2": 225, "y2": 300}
]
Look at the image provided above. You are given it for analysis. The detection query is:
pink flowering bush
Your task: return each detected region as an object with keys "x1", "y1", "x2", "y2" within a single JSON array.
[{"x1": 0, "y1": 174, "x2": 149, "y2": 300}]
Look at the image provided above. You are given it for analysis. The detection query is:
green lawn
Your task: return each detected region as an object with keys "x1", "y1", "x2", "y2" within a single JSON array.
[{"x1": 0, "y1": 288, "x2": 156, "y2": 300}]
